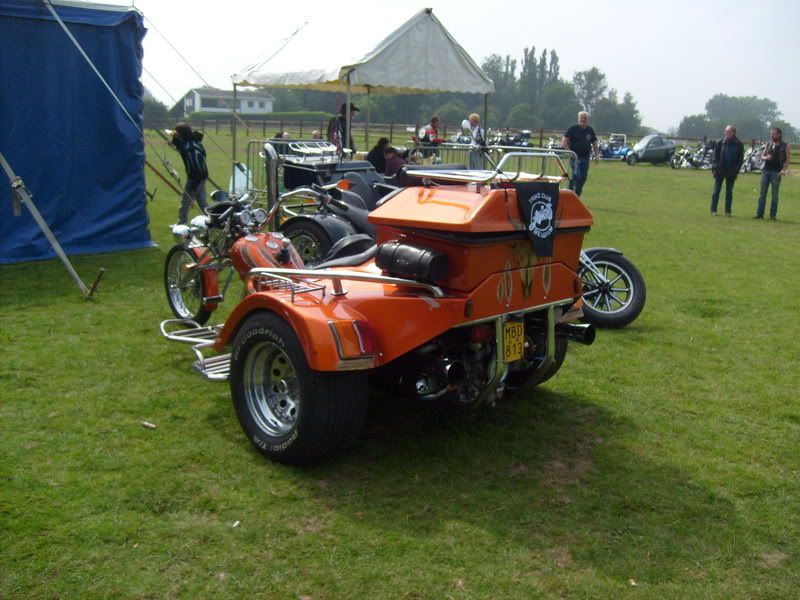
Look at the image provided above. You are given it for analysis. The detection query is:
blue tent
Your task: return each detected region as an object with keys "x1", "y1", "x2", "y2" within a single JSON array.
[{"x1": 0, "y1": 0, "x2": 153, "y2": 264}]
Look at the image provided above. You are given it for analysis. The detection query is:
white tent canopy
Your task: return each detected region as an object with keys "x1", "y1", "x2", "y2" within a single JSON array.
[{"x1": 233, "y1": 8, "x2": 494, "y2": 95}]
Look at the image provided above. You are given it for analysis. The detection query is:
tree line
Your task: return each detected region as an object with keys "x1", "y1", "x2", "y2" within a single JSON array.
[{"x1": 677, "y1": 94, "x2": 797, "y2": 142}]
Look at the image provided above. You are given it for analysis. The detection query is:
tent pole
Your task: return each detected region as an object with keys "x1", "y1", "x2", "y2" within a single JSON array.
[
  {"x1": 0, "y1": 151, "x2": 103, "y2": 299},
  {"x1": 232, "y1": 82, "x2": 238, "y2": 188},
  {"x1": 365, "y1": 86, "x2": 371, "y2": 148},
  {"x1": 484, "y1": 93, "x2": 489, "y2": 136},
  {"x1": 345, "y1": 73, "x2": 352, "y2": 157}
]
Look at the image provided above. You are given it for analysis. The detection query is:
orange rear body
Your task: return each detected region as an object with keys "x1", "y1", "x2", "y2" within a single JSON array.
[{"x1": 215, "y1": 180, "x2": 593, "y2": 372}]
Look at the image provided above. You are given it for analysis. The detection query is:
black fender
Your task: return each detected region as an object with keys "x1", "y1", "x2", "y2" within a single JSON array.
[
  {"x1": 583, "y1": 247, "x2": 623, "y2": 259},
  {"x1": 279, "y1": 213, "x2": 358, "y2": 245}
]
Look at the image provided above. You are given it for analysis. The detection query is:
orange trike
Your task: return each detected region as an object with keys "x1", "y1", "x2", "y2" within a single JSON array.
[{"x1": 161, "y1": 152, "x2": 595, "y2": 464}]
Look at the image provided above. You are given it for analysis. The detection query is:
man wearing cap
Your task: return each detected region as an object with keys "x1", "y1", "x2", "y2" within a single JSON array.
[{"x1": 327, "y1": 103, "x2": 359, "y2": 153}]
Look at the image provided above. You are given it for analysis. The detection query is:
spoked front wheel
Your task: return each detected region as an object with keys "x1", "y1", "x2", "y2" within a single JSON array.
[
  {"x1": 579, "y1": 251, "x2": 646, "y2": 328},
  {"x1": 164, "y1": 245, "x2": 214, "y2": 325}
]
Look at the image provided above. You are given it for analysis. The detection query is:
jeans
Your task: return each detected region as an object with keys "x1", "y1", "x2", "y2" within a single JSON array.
[
  {"x1": 756, "y1": 170, "x2": 782, "y2": 218},
  {"x1": 178, "y1": 179, "x2": 208, "y2": 224},
  {"x1": 710, "y1": 174, "x2": 736, "y2": 214},
  {"x1": 569, "y1": 156, "x2": 591, "y2": 196}
]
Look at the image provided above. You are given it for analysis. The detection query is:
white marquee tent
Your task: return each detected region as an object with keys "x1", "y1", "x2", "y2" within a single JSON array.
[{"x1": 231, "y1": 8, "x2": 494, "y2": 155}]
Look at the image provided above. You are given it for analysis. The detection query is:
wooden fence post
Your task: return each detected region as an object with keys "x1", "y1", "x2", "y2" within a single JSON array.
[{"x1": 389, "y1": 123, "x2": 394, "y2": 143}]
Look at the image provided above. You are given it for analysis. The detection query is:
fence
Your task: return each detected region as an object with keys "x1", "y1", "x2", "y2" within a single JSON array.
[{"x1": 145, "y1": 118, "x2": 799, "y2": 165}]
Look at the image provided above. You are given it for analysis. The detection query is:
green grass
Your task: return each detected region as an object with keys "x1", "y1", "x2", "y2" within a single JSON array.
[{"x1": 2, "y1": 146, "x2": 799, "y2": 598}]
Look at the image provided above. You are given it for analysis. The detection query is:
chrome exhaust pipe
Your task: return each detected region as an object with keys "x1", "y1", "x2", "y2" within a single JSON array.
[
  {"x1": 556, "y1": 323, "x2": 595, "y2": 345},
  {"x1": 444, "y1": 361, "x2": 466, "y2": 386}
]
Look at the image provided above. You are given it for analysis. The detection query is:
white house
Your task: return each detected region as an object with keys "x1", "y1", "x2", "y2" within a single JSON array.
[{"x1": 177, "y1": 86, "x2": 274, "y2": 115}]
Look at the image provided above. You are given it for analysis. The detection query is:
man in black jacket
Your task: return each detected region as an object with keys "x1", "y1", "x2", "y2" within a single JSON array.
[
  {"x1": 710, "y1": 125, "x2": 744, "y2": 216},
  {"x1": 171, "y1": 122, "x2": 209, "y2": 224}
]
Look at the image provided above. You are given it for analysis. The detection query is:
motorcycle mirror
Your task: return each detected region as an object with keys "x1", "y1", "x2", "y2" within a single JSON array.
[{"x1": 210, "y1": 190, "x2": 229, "y2": 203}]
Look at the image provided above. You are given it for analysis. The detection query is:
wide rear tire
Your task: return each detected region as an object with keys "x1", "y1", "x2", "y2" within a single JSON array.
[{"x1": 230, "y1": 312, "x2": 369, "y2": 465}]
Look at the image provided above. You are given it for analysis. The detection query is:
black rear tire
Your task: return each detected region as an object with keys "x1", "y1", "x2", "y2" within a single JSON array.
[
  {"x1": 626, "y1": 153, "x2": 638, "y2": 166},
  {"x1": 579, "y1": 251, "x2": 646, "y2": 328},
  {"x1": 280, "y1": 220, "x2": 332, "y2": 265},
  {"x1": 230, "y1": 312, "x2": 369, "y2": 465},
  {"x1": 164, "y1": 245, "x2": 213, "y2": 325}
]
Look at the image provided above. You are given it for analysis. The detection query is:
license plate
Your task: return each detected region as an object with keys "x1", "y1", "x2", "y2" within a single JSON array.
[{"x1": 503, "y1": 321, "x2": 525, "y2": 362}]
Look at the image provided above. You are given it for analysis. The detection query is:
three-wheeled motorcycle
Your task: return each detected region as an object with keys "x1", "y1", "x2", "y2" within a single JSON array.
[{"x1": 161, "y1": 152, "x2": 596, "y2": 465}]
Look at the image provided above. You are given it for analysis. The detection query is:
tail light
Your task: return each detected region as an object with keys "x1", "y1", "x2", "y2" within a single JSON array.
[
  {"x1": 469, "y1": 324, "x2": 494, "y2": 343},
  {"x1": 329, "y1": 320, "x2": 376, "y2": 360}
]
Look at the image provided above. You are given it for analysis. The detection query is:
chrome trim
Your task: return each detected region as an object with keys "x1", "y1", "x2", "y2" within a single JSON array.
[
  {"x1": 246, "y1": 267, "x2": 446, "y2": 298},
  {"x1": 455, "y1": 297, "x2": 574, "y2": 328}
]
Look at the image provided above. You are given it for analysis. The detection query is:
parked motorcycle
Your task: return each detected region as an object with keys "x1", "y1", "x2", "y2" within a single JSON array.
[
  {"x1": 164, "y1": 191, "x2": 271, "y2": 325},
  {"x1": 161, "y1": 152, "x2": 596, "y2": 464},
  {"x1": 578, "y1": 249, "x2": 646, "y2": 328},
  {"x1": 740, "y1": 144, "x2": 765, "y2": 173}
]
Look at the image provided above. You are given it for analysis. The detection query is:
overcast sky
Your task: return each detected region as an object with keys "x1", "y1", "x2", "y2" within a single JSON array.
[{"x1": 115, "y1": 0, "x2": 799, "y2": 131}]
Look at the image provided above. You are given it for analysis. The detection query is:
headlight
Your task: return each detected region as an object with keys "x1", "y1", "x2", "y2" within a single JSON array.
[
  {"x1": 171, "y1": 224, "x2": 192, "y2": 243},
  {"x1": 190, "y1": 215, "x2": 209, "y2": 229},
  {"x1": 252, "y1": 208, "x2": 268, "y2": 224}
]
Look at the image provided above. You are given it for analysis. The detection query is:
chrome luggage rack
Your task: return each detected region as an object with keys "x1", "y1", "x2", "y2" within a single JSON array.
[
  {"x1": 160, "y1": 319, "x2": 230, "y2": 382},
  {"x1": 246, "y1": 267, "x2": 446, "y2": 299},
  {"x1": 404, "y1": 150, "x2": 573, "y2": 185}
]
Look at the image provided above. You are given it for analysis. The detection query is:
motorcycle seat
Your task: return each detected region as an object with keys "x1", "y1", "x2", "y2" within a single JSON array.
[
  {"x1": 344, "y1": 171, "x2": 385, "y2": 211},
  {"x1": 311, "y1": 234, "x2": 377, "y2": 270}
]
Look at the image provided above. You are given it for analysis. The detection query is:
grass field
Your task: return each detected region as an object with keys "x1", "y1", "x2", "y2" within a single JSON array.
[{"x1": 2, "y1": 136, "x2": 799, "y2": 598}]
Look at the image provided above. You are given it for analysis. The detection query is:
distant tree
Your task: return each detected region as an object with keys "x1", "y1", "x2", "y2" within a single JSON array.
[
  {"x1": 436, "y1": 100, "x2": 469, "y2": 125},
  {"x1": 481, "y1": 53, "x2": 518, "y2": 122},
  {"x1": 705, "y1": 94, "x2": 780, "y2": 124},
  {"x1": 143, "y1": 98, "x2": 170, "y2": 125},
  {"x1": 538, "y1": 81, "x2": 581, "y2": 130},
  {"x1": 548, "y1": 50, "x2": 560, "y2": 82},
  {"x1": 677, "y1": 114, "x2": 714, "y2": 138},
  {"x1": 572, "y1": 67, "x2": 608, "y2": 113},
  {"x1": 518, "y1": 47, "x2": 539, "y2": 105},
  {"x1": 507, "y1": 103, "x2": 539, "y2": 129}
]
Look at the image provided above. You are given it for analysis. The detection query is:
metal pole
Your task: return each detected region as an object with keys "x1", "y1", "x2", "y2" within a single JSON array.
[
  {"x1": 365, "y1": 86, "x2": 371, "y2": 148},
  {"x1": 345, "y1": 73, "x2": 352, "y2": 156},
  {"x1": 483, "y1": 93, "x2": 489, "y2": 136},
  {"x1": 0, "y1": 151, "x2": 102, "y2": 299},
  {"x1": 232, "y1": 82, "x2": 238, "y2": 189}
]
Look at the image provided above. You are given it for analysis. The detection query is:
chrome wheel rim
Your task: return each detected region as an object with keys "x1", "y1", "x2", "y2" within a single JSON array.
[
  {"x1": 581, "y1": 260, "x2": 635, "y2": 315},
  {"x1": 243, "y1": 341, "x2": 300, "y2": 437},
  {"x1": 167, "y1": 251, "x2": 202, "y2": 318},
  {"x1": 290, "y1": 232, "x2": 322, "y2": 263}
]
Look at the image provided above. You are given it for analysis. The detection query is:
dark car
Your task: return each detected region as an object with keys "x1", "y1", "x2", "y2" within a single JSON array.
[{"x1": 626, "y1": 134, "x2": 676, "y2": 165}]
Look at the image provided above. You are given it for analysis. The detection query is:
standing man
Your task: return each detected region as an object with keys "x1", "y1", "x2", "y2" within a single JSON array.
[
  {"x1": 561, "y1": 111, "x2": 598, "y2": 196},
  {"x1": 710, "y1": 125, "x2": 744, "y2": 216},
  {"x1": 755, "y1": 127, "x2": 790, "y2": 220},
  {"x1": 171, "y1": 122, "x2": 209, "y2": 225},
  {"x1": 327, "y1": 103, "x2": 359, "y2": 154}
]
